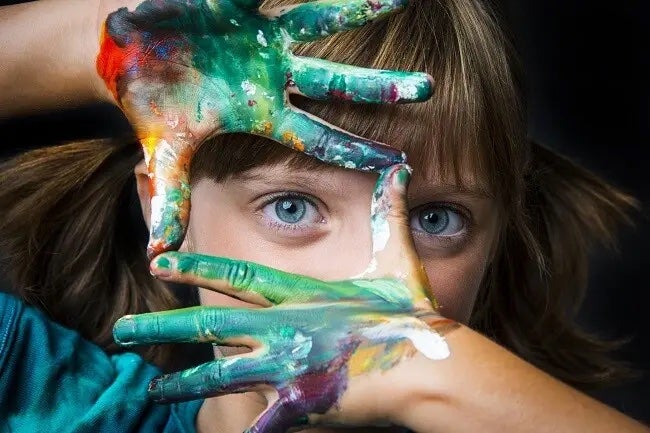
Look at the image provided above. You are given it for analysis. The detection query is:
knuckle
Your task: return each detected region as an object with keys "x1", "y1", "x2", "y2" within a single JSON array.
[
  {"x1": 208, "y1": 362, "x2": 225, "y2": 388},
  {"x1": 198, "y1": 309, "x2": 224, "y2": 340},
  {"x1": 229, "y1": 261, "x2": 255, "y2": 290}
]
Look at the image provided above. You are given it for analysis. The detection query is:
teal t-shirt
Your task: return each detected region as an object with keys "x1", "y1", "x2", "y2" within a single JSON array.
[{"x1": 0, "y1": 291, "x2": 203, "y2": 432}]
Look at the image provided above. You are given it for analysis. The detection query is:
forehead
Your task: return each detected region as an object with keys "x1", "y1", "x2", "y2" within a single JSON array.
[
  {"x1": 227, "y1": 149, "x2": 493, "y2": 205},
  {"x1": 192, "y1": 131, "x2": 494, "y2": 202},
  {"x1": 287, "y1": 98, "x2": 498, "y2": 199}
]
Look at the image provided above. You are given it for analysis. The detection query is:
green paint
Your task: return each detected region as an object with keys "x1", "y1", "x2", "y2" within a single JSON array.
[
  {"x1": 278, "y1": 0, "x2": 408, "y2": 42},
  {"x1": 114, "y1": 164, "x2": 451, "y2": 432},
  {"x1": 291, "y1": 56, "x2": 432, "y2": 104},
  {"x1": 155, "y1": 255, "x2": 172, "y2": 270},
  {"x1": 99, "y1": 0, "x2": 432, "y2": 256}
]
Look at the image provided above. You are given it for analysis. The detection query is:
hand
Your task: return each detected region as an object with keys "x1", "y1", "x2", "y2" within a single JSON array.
[
  {"x1": 96, "y1": 0, "x2": 433, "y2": 257},
  {"x1": 113, "y1": 164, "x2": 458, "y2": 432}
]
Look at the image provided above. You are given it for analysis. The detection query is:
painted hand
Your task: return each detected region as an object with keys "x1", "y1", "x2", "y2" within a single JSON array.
[
  {"x1": 96, "y1": 0, "x2": 433, "y2": 257},
  {"x1": 113, "y1": 164, "x2": 456, "y2": 432}
]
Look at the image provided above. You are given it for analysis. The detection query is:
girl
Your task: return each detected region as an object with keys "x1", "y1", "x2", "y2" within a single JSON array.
[{"x1": 0, "y1": 0, "x2": 646, "y2": 431}]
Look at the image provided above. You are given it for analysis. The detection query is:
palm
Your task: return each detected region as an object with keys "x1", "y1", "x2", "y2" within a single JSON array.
[
  {"x1": 97, "y1": 0, "x2": 432, "y2": 257},
  {"x1": 113, "y1": 165, "x2": 455, "y2": 432}
]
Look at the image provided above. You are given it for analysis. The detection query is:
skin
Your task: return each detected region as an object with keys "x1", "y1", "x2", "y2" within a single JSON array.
[
  {"x1": 116, "y1": 164, "x2": 460, "y2": 433},
  {"x1": 1, "y1": 1, "x2": 648, "y2": 431},
  {"x1": 121, "y1": 159, "x2": 650, "y2": 433},
  {"x1": 96, "y1": 0, "x2": 433, "y2": 258},
  {"x1": 128, "y1": 149, "x2": 499, "y2": 433},
  {"x1": 135, "y1": 156, "x2": 499, "y2": 322}
]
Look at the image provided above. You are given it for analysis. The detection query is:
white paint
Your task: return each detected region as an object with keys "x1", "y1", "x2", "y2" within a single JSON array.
[
  {"x1": 166, "y1": 114, "x2": 179, "y2": 129},
  {"x1": 149, "y1": 195, "x2": 165, "y2": 234},
  {"x1": 362, "y1": 320, "x2": 450, "y2": 361},
  {"x1": 256, "y1": 30, "x2": 268, "y2": 47},
  {"x1": 395, "y1": 82, "x2": 419, "y2": 101},
  {"x1": 241, "y1": 80, "x2": 257, "y2": 96}
]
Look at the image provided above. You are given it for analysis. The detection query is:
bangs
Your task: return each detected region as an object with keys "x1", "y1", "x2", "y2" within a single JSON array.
[{"x1": 192, "y1": 0, "x2": 526, "y2": 207}]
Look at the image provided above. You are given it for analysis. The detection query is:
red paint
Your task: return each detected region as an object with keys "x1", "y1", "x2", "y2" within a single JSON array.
[
  {"x1": 96, "y1": 25, "x2": 187, "y2": 102},
  {"x1": 366, "y1": 0, "x2": 384, "y2": 12},
  {"x1": 96, "y1": 24, "x2": 130, "y2": 102},
  {"x1": 383, "y1": 82, "x2": 399, "y2": 103},
  {"x1": 328, "y1": 89, "x2": 353, "y2": 101}
]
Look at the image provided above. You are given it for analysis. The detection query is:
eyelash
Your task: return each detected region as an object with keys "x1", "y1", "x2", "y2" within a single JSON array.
[
  {"x1": 258, "y1": 192, "x2": 324, "y2": 233},
  {"x1": 409, "y1": 203, "x2": 472, "y2": 247},
  {"x1": 256, "y1": 192, "x2": 473, "y2": 250}
]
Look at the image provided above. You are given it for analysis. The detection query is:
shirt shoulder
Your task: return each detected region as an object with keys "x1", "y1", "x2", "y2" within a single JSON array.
[{"x1": 0, "y1": 292, "x2": 202, "y2": 433}]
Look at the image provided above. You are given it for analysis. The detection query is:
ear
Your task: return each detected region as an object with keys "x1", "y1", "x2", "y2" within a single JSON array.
[{"x1": 134, "y1": 159, "x2": 152, "y2": 231}]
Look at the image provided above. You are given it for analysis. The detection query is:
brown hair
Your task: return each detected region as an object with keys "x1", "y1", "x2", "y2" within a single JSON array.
[{"x1": 0, "y1": 0, "x2": 636, "y2": 384}]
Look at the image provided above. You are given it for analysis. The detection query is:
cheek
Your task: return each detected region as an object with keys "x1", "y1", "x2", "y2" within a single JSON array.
[{"x1": 421, "y1": 251, "x2": 490, "y2": 324}]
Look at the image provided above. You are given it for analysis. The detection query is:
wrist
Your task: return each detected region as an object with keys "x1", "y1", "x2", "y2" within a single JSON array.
[{"x1": 386, "y1": 321, "x2": 466, "y2": 432}]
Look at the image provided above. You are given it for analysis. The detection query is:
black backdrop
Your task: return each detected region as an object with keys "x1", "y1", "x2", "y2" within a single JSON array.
[{"x1": 1, "y1": 0, "x2": 648, "y2": 423}]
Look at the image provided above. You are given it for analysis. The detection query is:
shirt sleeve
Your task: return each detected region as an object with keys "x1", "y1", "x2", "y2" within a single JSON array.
[{"x1": 0, "y1": 292, "x2": 203, "y2": 433}]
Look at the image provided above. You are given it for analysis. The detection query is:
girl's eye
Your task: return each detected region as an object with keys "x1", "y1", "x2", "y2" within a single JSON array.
[
  {"x1": 411, "y1": 205, "x2": 466, "y2": 236},
  {"x1": 274, "y1": 197, "x2": 306, "y2": 223},
  {"x1": 261, "y1": 193, "x2": 324, "y2": 230}
]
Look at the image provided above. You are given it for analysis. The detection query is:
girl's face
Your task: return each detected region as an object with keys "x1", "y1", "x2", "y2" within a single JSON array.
[{"x1": 138, "y1": 156, "x2": 500, "y2": 323}]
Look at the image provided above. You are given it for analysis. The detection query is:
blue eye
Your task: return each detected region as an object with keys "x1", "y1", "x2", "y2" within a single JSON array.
[
  {"x1": 411, "y1": 205, "x2": 466, "y2": 236},
  {"x1": 275, "y1": 197, "x2": 306, "y2": 223},
  {"x1": 261, "y1": 193, "x2": 323, "y2": 230}
]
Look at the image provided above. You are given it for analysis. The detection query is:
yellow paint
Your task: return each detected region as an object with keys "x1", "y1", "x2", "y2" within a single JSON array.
[
  {"x1": 348, "y1": 340, "x2": 416, "y2": 378},
  {"x1": 254, "y1": 120, "x2": 274, "y2": 136},
  {"x1": 282, "y1": 131, "x2": 305, "y2": 152},
  {"x1": 348, "y1": 345, "x2": 385, "y2": 376},
  {"x1": 140, "y1": 135, "x2": 161, "y2": 159}
]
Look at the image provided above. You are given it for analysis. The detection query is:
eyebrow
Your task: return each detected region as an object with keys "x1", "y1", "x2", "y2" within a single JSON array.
[
  {"x1": 232, "y1": 162, "x2": 494, "y2": 199},
  {"x1": 232, "y1": 163, "x2": 353, "y2": 194},
  {"x1": 421, "y1": 183, "x2": 493, "y2": 199}
]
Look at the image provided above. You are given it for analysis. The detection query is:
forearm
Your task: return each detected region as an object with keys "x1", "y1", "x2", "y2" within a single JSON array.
[
  {"x1": 395, "y1": 325, "x2": 648, "y2": 433},
  {"x1": 0, "y1": 0, "x2": 111, "y2": 117}
]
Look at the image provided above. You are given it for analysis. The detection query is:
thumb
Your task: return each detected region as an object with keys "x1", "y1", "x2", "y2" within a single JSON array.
[
  {"x1": 364, "y1": 164, "x2": 437, "y2": 310},
  {"x1": 144, "y1": 136, "x2": 193, "y2": 258}
]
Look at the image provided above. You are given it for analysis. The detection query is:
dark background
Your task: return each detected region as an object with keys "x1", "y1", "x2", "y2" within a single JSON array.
[{"x1": 1, "y1": 0, "x2": 648, "y2": 423}]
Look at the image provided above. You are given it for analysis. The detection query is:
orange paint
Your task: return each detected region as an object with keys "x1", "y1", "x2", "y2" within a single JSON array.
[
  {"x1": 281, "y1": 131, "x2": 305, "y2": 152},
  {"x1": 253, "y1": 120, "x2": 274, "y2": 136}
]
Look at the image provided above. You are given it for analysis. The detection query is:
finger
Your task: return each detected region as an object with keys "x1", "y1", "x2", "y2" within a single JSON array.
[
  {"x1": 289, "y1": 56, "x2": 433, "y2": 104},
  {"x1": 247, "y1": 395, "x2": 304, "y2": 433},
  {"x1": 144, "y1": 137, "x2": 193, "y2": 259},
  {"x1": 272, "y1": 107, "x2": 405, "y2": 171},
  {"x1": 148, "y1": 354, "x2": 283, "y2": 402},
  {"x1": 276, "y1": 0, "x2": 407, "y2": 43},
  {"x1": 112, "y1": 306, "x2": 273, "y2": 347},
  {"x1": 370, "y1": 164, "x2": 412, "y2": 257},
  {"x1": 150, "y1": 252, "x2": 332, "y2": 305},
  {"x1": 364, "y1": 165, "x2": 434, "y2": 305}
]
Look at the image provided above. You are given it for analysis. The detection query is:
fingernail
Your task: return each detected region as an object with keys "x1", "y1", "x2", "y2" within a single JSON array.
[
  {"x1": 113, "y1": 316, "x2": 137, "y2": 345},
  {"x1": 391, "y1": 164, "x2": 411, "y2": 189},
  {"x1": 148, "y1": 377, "x2": 164, "y2": 401},
  {"x1": 151, "y1": 256, "x2": 172, "y2": 278}
]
